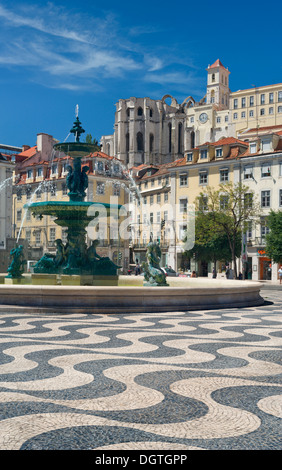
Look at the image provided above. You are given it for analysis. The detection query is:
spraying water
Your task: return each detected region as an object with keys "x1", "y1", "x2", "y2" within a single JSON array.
[
  {"x1": 0, "y1": 176, "x2": 13, "y2": 194},
  {"x1": 16, "y1": 180, "x2": 49, "y2": 243}
]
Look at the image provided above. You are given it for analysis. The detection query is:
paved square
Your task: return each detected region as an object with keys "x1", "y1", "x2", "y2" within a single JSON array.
[{"x1": 0, "y1": 288, "x2": 281, "y2": 450}]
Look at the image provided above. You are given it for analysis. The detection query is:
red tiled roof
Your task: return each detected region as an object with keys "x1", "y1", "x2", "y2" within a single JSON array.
[
  {"x1": 209, "y1": 59, "x2": 227, "y2": 70},
  {"x1": 17, "y1": 145, "x2": 37, "y2": 158},
  {"x1": 195, "y1": 137, "x2": 248, "y2": 149}
]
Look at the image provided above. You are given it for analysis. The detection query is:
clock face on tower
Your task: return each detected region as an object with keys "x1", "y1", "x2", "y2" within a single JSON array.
[{"x1": 199, "y1": 112, "x2": 208, "y2": 123}]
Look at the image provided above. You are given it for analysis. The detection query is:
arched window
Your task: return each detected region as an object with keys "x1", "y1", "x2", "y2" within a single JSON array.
[
  {"x1": 210, "y1": 90, "x2": 215, "y2": 104},
  {"x1": 137, "y1": 107, "x2": 143, "y2": 116},
  {"x1": 150, "y1": 133, "x2": 154, "y2": 152},
  {"x1": 149, "y1": 108, "x2": 153, "y2": 118},
  {"x1": 137, "y1": 132, "x2": 144, "y2": 151},
  {"x1": 126, "y1": 133, "x2": 130, "y2": 152},
  {"x1": 127, "y1": 108, "x2": 130, "y2": 118},
  {"x1": 212, "y1": 73, "x2": 215, "y2": 83},
  {"x1": 168, "y1": 123, "x2": 172, "y2": 153},
  {"x1": 191, "y1": 131, "x2": 195, "y2": 149},
  {"x1": 178, "y1": 123, "x2": 182, "y2": 154}
]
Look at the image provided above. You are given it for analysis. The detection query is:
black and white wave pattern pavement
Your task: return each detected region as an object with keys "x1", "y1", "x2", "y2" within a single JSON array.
[{"x1": 0, "y1": 289, "x2": 281, "y2": 451}]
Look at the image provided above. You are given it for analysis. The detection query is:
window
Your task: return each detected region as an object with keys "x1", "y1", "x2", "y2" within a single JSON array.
[
  {"x1": 113, "y1": 184, "x2": 120, "y2": 196},
  {"x1": 199, "y1": 196, "x2": 208, "y2": 211},
  {"x1": 269, "y1": 107, "x2": 274, "y2": 114},
  {"x1": 225, "y1": 115, "x2": 229, "y2": 122},
  {"x1": 261, "y1": 163, "x2": 271, "y2": 177},
  {"x1": 150, "y1": 195, "x2": 154, "y2": 205},
  {"x1": 249, "y1": 110, "x2": 254, "y2": 117},
  {"x1": 278, "y1": 106, "x2": 282, "y2": 113},
  {"x1": 220, "y1": 195, "x2": 229, "y2": 210},
  {"x1": 247, "y1": 221, "x2": 252, "y2": 240},
  {"x1": 216, "y1": 117, "x2": 221, "y2": 123},
  {"x1": 216, "y1": 148, "x2": 222, "y2": 158},
  {"x1": 35, "y1": 231, "x2": 41, "y2": 247},
  {"x1": 244, "y1": 166, "x2": 253, "y2": 179},
  {"x1": 17, "y1": 209, "x2": 22, "y2": 221},
  {"x1": 113, "y1": 163, "x2": 120, "y2": 174},
  {"x1": 242, "y1": 97, "x2": 246, "y2": 108},
  {"x1": 220, "y1": 168, "x2": 229, "y2": 182},
  {"x1": 157, "y1": 212, "x2": 161, "y2": 223},
  {"x1": 149, "y1": 108, "x2": 153, "y2": 118},
  {"x1": 51, "y1": 164, "x2": 57, "y2": 175},
  {"x1": 157, "y1": 193, "x2": 161, "y2": 204},
  {"x1": 137, "y1": 132, "x2": 144, "y2": 151},
  {"x1": 250, "y1": 143, "x2": 257, "y2": 154},
  {"x1": 62, "y1": 229, "x2": 67, "y2": 243},
  {"x1": 261, "y1": 94, "x2": 265, "y2": 105},
  {"x1": 269, "y1": 93, "x2": 274, "y2": 104},
  {"x1": 164, "y1": 192, "x2": 168, "y2": 202},
  {"x1": 260, "y1": 108, "x2": 265, "y2": 115},
  {"x1": 180, "y1": 198, "x2": 187, "y2": 213},
  {"x1": 27, "y1": 169, "x2": 32, "y2": 179},
  {"x1": 199, "y1": 171, "x2": 208, "y2": 185},
  {"x1": 261, "y1": 139, "x2": 271, "y2": 152},
  {"x1": 250, "y1": 96, "x2": 254, "y2": 106},
  {"x1": 137, "y1": 107, "x2": 143, "y2": 116},
  {"x1": 151, "y1": 179, "x2": 155, "y2": 187},
  {"x1": 279, "y1": 189, "x2": 282, "y2": 207},
  {"x1": 50, "y1": 183, "x2": 56, "y2": 196},
  {"x1": 96, "y1": 182, "x2": 105, "y2": 195},
  {"x1": 261, "y1": 190, "x2": 271, "y2": 207},
  {"x1": 233, "y1": 98, "x2": 238, "y2": 109},
  {"x1": 261, "y1": 218, "x2": 270, "y2": 241},
  {"x1": 244, "y1": 193, "x2": 253, "y2": 209},
  {"x1": 25, "y1": 230, "x2": 31, "y2": 244},
  {"x1": 150, "y1": 134, "x2": 154, "y2": 152},
  {"x1": 200, "y1": 149, "x2": 208, "y2": 159},
  {"x1": 49, "y1": 228, "x2": 56, "y2": 245},
  {"x1": 180, "y1": 174, "x2": 188, "y2": 186},
  {"x1": 97, "y1": 161, "x2": 104, "y2": 173},
  {"x1": 233, "y1": 113, "x2": 238, "y2": 120},
  {"x1": 187, "y1": 153, "x2": 193, "y2": 162},
  {"x1": 190, "y1": 116, "x2": 194, "y2": 123},
  {"x1": 143, "y1": 196, "x2": 147, "y2": 205},
  {"x1": 278, "y1": 91, "x2": 282, "y2": 102},
  {"x1": 150, "y1": 213, "x2": 154, "y2": 224},
  {"x1": 241, "y1": 111, "x2": 246, "y2": 118},
  {"x1": 37, "y1": 167, "x2": 43, "y2": 177}
]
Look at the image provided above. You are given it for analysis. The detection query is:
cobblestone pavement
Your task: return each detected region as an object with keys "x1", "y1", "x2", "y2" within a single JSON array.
[{"x1": 0, "y1": 288, "x2": 281, "y2": 451}]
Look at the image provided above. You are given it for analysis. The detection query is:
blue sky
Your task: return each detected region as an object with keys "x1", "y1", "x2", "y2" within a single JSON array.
[{"x1": 0, "y1": 0, "x2": 281, "y2": 148}]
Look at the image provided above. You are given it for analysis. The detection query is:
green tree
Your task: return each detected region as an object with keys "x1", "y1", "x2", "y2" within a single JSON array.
[
  {"x1": 184, "y1": 211, "x2": 241, "y2": 272},
  {"x1": 195, "y1": 182, "x2": 261, "y2": 279},
  {"x1": 265, "y1": 210, "x2": 282, "y2": 263},
  {"x1": 85, "y1": 134, "x2": 101, "y2": 149}
]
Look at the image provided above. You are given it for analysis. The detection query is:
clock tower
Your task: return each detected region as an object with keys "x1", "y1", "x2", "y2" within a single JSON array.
[{"x1": 206, "y1": 59, "x2": 230, "y2": 109}]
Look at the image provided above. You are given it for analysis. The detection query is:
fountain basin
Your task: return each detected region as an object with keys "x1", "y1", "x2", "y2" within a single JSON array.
[{"x1": 0, "y1": 279, "x2": 264, "y2": 313}]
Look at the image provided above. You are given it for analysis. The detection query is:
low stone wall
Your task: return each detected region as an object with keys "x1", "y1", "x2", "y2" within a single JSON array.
[{"x1": 0, "y1": 279, "x2": 264, "y2": 314}]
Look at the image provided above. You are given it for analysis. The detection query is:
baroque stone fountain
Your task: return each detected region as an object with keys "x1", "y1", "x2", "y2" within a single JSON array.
[{"x1": 27, "y1": 114, "x2": 120, "y2": 285}]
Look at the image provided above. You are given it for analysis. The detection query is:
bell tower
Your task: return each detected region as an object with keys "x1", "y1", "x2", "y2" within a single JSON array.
[{"x1": 206, "y1": 59, "x2": 230, "y2": 109}]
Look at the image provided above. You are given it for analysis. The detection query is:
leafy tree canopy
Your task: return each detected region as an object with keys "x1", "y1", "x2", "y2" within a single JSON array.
[{"x1": 265, "y1": 210, "x2": 282, "y2": 263}]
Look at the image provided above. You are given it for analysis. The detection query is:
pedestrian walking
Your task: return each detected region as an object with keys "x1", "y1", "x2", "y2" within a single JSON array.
[{"x1": 278, "y1": 266, "x2": 282, "y2": 284}]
